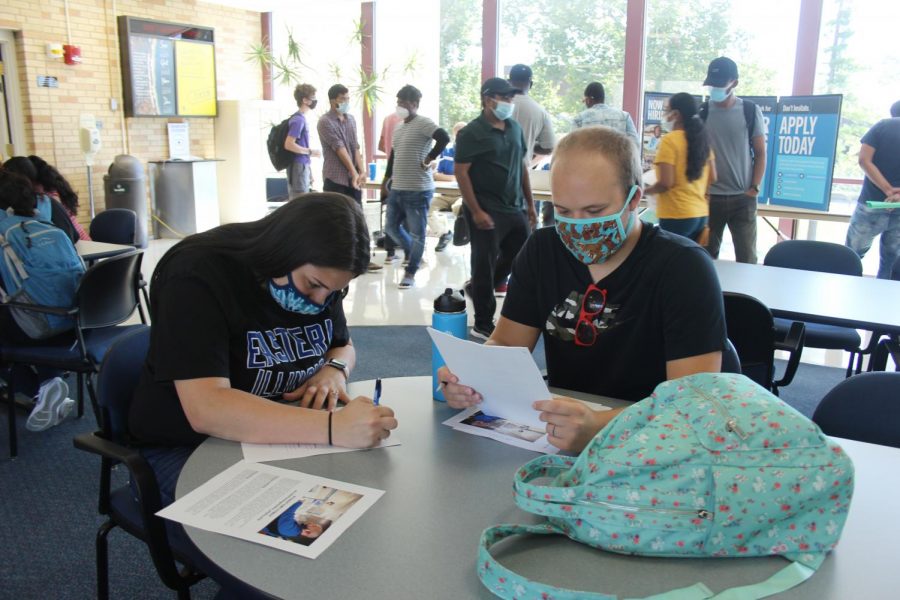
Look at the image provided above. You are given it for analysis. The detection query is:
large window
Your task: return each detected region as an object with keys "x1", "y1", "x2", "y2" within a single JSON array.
[
  {"x1": 645, "y1": 0, "x2": 800, "y2": 102},
  {"x1": 499, "y1": 0, "x2": 627, "y2": 136},
  {"x1": 815, "y1": 0, "x2": 900, "y2": 180},
  {"x1": 439, "y1": 0, "x2": 483, "y2": 129}
]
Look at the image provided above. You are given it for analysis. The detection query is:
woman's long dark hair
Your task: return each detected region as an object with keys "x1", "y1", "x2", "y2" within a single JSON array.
[
  {"x1": 29, "y1": 155, "x2": 79, "y2": 213},
  {"x1": 669, "y1": 93, "x2": 710, "y2": 182},
  {"x1": 153, "y1": 193, "x2": 371, "y2": 288},
  {"x1": 0, "y1": 170, "x2": 36, "y2": 216}
]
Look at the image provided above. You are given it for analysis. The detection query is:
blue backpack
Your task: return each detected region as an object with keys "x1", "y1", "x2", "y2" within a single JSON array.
[
  {"x1": 478, "y1": 373, "x2": 855, "y2": 599},
  {"x1": 0, "y1": 208, "x2": 85, "y2": 339}
]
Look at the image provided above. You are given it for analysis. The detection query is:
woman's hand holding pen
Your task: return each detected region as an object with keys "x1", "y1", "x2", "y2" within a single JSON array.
[
  {"x1": 436, "y1": 366, "x2": 482, "y2": 409},
  {"x1": 332, "y1": 397, "x2": 397, "y2": 448},
  {"x1": 284, "y1": 368, "x2": 350, "y2": 410}
]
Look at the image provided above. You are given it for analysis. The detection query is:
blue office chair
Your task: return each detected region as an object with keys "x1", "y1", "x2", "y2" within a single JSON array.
[
  {"x1": 763, "y1": 240, "x2": 865, "y2": 377},
  {"x1": 722, "y1": 292, "x2": 805, "y2": 395},
  {"x1": 89, "y1": 209, "x2": 149, "y2": 323},
  {"x1": 1, "y1": 251, "x2": 146, "y2": 457},
  {"x1": 73, "y1": 327, "x2": 207, "y2": 599},
  {"x1": 812, "y1": 372, "x2": 900, "y2": 448}
]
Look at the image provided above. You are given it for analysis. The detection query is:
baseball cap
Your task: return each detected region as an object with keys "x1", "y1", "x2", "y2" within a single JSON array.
[
  {"x1": 703, "y1": 57, "x2": 739, "y2": 87},
  {"x1": 508, "y1": 64, "x2": 533, "y2": 82},
  {"x1": 481, "y1": 77, "x2": 521, "y2": 97}
]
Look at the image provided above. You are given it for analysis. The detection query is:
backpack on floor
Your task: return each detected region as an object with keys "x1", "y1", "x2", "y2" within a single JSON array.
[
  {"x1": 267, "y1": 113, "x2": 298, "y2": 171},
  {"x1": 478, "y1": 372, "x2": 855, "y2": 600},
  {"x1": 0, "y1": 209, "x2": 85, "y2": 339}
]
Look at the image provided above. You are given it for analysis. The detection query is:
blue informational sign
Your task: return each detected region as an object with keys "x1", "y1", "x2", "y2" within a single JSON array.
[
  {"x1": 742, "y1": 96, "x2": 778, "y2": 203},
  {"x1": 641, "y1": 92, "x2": 704, "y2": 173},
  {"x1": 769, "y1": 95, "x2": 843, "y2": 212}
]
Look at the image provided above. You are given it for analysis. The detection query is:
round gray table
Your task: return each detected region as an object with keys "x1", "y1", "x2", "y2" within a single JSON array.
[{"x1": 177, "y1": 376, "x2": 900, "y2": 599}]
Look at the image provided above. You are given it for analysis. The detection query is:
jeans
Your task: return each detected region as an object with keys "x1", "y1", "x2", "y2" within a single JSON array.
[
  {"x1": 464, "y1": 206, "x2": 529, "y2": 327},
  {"x1": 287, "y1": 161, "x2": 311, "y2": 198},
  {"x1": 707, "y1": 193, "x2": 758, "y2": 263},
  {"x1": 845, "y1": 201, "x2": 900, "y2": 279},
  {"x1": 386, "y1": 190, "x2": 431, "y2": 273},
  {"x1": 659, "y1": 216, "x2": 708, "y2": 242}
]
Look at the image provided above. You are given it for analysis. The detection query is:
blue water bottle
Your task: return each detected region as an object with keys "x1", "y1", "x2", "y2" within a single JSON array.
[
  {"x1": 432, "y1": 288, "x2": 467, "y2": 402},
  {"x1": 368, "y1": 162, "x2": 377, "y2": 181}
]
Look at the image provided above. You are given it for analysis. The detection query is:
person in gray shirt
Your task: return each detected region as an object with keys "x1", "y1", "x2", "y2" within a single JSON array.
[
  {"x1": 701, "y1": 57, "x2": 766, "y2": 264},
  {"x1": 573, "y1": 81, "x2": 640, "y2": 149}
]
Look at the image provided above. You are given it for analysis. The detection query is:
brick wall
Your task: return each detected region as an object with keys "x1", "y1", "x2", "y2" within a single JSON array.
[{"x1": 0, "y1": 0, "x2": 261, "y2": 228}]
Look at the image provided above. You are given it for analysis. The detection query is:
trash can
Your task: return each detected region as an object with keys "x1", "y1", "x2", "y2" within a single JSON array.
[{"x1": 103, "y1": 155, "x2": 148, "y2": 248}]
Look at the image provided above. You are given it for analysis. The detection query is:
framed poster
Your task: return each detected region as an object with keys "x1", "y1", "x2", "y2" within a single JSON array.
[
  {"x1": 118, "y1": 16, "x2": 217, "y2": 117},
  {"x1": 768, "y1": 95, "x2": 843, "y2": 212}
]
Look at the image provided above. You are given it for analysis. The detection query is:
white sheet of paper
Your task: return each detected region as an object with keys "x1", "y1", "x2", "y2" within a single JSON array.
[
  {"x1": 157, "y1": 461, "x2": 383, "y2": 560},
  {"x1": 443, "y1": 407, "x2": 557, "y2": 454},
  {"x1": 241, "y1": 437, "x2": 401, "y2": 463},
  {"x1": 428, "y1": 327, "x2": 548, "y2": 428}
]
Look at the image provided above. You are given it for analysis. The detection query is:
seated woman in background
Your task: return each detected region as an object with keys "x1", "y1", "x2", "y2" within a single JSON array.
[
  {"x1": 29, "y1": 155, "x2": 91, "y2": 240},
  {"x1": 439, "y1": 127, "x2": 726, "y2": 453},
  {"x1": 128, "y1": 194, "x2": 397, "y2": 504},
  {"x1": 1, "y1": 156, "x2": 80, "y2": 244},
  {"x1": 644, "y1": 92, "x2": 717, "y2": 243}
]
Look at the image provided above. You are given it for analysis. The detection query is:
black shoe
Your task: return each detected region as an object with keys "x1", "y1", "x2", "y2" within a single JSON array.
[
  {"x1": 435, "y1": 232, "x2": 452, "y2": 252},
  {"x1": 470, "y1": 322, "x2": 495, "y2": 341}
]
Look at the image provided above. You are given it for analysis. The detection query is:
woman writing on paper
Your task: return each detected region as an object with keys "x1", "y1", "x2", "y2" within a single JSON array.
[
  {"x1": 643, "y1": 93, "x2": 717, "y2": 243},
  {"x1": 129, "y1": 194, "x2": 397, "y2": 504},
  {"x1": 439, "y1": 127, "x2": 725, "y2": 454}
]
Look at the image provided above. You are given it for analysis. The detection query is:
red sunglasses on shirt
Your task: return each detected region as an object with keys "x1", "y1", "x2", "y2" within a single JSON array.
[{"x1": 574, "y1": 283, "x2": 607, "y2": 347}]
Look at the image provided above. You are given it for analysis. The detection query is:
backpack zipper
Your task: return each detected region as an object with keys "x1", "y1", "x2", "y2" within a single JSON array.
[
  {"x1": 689, "y1": 385, "x2": 749, "y2": 440},
  {"x1": 538, "y1": 495, "x2": 713, "y2": 521}
]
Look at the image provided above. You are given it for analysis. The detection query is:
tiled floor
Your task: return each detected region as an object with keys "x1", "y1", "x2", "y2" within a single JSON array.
[{"x1": 138, "y1": 206, "x2": 866, "y2": 370}]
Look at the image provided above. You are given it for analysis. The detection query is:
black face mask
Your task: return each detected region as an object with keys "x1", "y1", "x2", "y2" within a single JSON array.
[{"x1": 308, "y1": 99, "x2": 318, "y2": 110}]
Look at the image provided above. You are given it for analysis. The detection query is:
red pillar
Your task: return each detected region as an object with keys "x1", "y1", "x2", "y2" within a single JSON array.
[
  {"x1": 621, "y1": 0, "x2": 646, "y2": 128},
  {"x1": 261, "y1": 12, "x2": 274, "y2": 101},
  {"x1": 361, "y1": 2, "x2": 376, "y2": 165},
  {"x1": 482, "y1": 0, "x2": 499, "y2": 82}
]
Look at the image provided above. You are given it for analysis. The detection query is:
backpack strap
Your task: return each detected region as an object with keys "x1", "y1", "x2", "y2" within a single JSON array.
[{"x1": 478, "y1": 524, "x2": 821, "y2": 600}]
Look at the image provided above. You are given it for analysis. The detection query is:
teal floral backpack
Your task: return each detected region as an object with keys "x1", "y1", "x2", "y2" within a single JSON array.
[{"x1": 478, "y1": 373, "x2": 855, "y2": 600}]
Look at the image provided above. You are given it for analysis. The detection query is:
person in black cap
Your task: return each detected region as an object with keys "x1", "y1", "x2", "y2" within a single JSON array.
[
  {"x1": 454, "y1": 77, "x2": 538, "y2": 339},
  {"x1": 508, "y1": 64, "x2": 556, "y2": 229},
  {"x1": 700, "y1": 56, "x2": 766, "y2": 264}
]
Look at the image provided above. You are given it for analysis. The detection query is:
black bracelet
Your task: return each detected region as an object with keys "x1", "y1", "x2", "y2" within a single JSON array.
[{"x1": 328, "y1": 411, "x2": 334, "y2": 446}]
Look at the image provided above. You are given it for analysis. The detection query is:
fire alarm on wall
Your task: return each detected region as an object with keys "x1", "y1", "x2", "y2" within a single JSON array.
[{"x1": 63, "y1": 45, "x2": 81, "y2": 65}]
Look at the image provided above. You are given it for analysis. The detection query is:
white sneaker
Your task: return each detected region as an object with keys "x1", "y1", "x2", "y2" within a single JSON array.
[{"x1": 26, "y1": 377, "x2": 70, "y2": 432}]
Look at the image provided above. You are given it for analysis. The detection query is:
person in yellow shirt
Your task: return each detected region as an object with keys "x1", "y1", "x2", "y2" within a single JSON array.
[{"x1": 644, "y1": 93, "x2": 717, "y2": 243}]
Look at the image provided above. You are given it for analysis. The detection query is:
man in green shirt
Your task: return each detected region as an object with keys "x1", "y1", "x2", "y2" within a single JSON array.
[{"x1": 455, "y1": 77, "x2": 537, "y2": 339}]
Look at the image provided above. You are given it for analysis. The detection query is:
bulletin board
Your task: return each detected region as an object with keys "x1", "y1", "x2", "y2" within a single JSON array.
[{"x1": 118, "y1": 16, "x2": 217, "y2": 117}]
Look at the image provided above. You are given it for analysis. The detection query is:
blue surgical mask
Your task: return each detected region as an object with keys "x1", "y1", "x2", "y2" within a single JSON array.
[
  {"x1": 708, "y1": 86, "x2": 730, "y2": 103},
  {"x1": 492, "y1": 100, "x2": 514, "y2": 120},
  {"x1": 554, "y1": 185, "x2": 638, "y2": 265},
  {"x1": 337, "y1": 101, "x2": 351, "y2": 114},
  {"x1": 268, "y1": 274, "x2": 335, "y2": 314}
]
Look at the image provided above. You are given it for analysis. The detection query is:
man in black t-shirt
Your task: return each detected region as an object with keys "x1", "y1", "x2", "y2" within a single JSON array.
[
  {"x1": 441, "y1": 127, "x2": 726, "y2": 453},
  {"x1": 455, "y1": 77, "x2": 538, "y2": 339}
]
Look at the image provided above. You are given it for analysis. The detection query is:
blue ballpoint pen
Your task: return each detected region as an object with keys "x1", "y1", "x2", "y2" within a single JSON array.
[{"x1": 374, "y1": 378, "x2": 382, "y2": 406}]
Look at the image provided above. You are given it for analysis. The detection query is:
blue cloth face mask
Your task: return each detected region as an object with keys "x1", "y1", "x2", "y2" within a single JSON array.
[
  {"x1": 268, "y1": 274, "x2": 334, "y2": 314},
  {"x1": 337, "y1": 101, "x2": 351, "y2": 114},
  {"x1": 492, "y1": 100, "x2": 514, "y2": 120},
  {"x1": 554, "y1": 185, "x2": 638, "y2": 265},
  {"x1": 708, "y1": 86, "x2": 730, "y2": 103}
]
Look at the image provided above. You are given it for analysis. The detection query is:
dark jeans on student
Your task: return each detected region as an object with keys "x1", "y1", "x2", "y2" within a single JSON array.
[
  {"x1": 0, "y1": 309, "x2": 66, "y2": 396},
  {"x1": 323, "y1": 178, "x2": 362, "y2": 206},
  {"x1": 464, "y1": 206, "x2": 530, "y2": 328},
  {"x1": 707, "y1": 193, "x2": 758, "y2": 264},
  {"x1": 659, "y1": 216, "x2": 708, "y2": 243},
  {"x1": 386, "y1": 189, "x2": 432, "y2": 274}
]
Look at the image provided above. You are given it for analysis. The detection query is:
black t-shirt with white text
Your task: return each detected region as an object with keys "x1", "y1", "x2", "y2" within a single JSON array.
[
  {"x1": 129, "y1": 248, "x2": 350, "y2": 447},
  {"x1": 502, "y1": 224, "x2": 726, "y2": 402}
]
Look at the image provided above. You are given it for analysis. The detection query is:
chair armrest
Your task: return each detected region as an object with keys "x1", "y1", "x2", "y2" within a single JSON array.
[
  {"x1": 1, "y1": 300, "x2": 76, "y2": 317},
  {"x1": 774, "y1": 321, "x2": 806, "y2": 390}
]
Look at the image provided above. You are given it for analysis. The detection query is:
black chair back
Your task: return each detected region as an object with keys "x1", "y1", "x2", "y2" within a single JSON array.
[
  {"x1": 722, "y1": 339, "x2": 742, "y2": 375},
  {"x1": 96, "y1": 327, "x2": 149, "y2": 442},
  {"x1": 76, "y1": 251, "x2": 142, "y2": 329},
  {"x1": 89, "y1": 208, "x2": 138, "y2": 246},
  {"x1": 813, "y1": 372, "x2": 900, "y2": 448},
  {"x1": 723, "y1": 292, "x2": 776, "y2": 388},
  {"x1": 764, "y1": 240, "x2": 863, "y2": 276}
]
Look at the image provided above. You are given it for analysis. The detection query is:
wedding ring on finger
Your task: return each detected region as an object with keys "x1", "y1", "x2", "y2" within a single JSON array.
[{"x1": 551, "y1": 424, "x2": 558, "y2": 438}]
